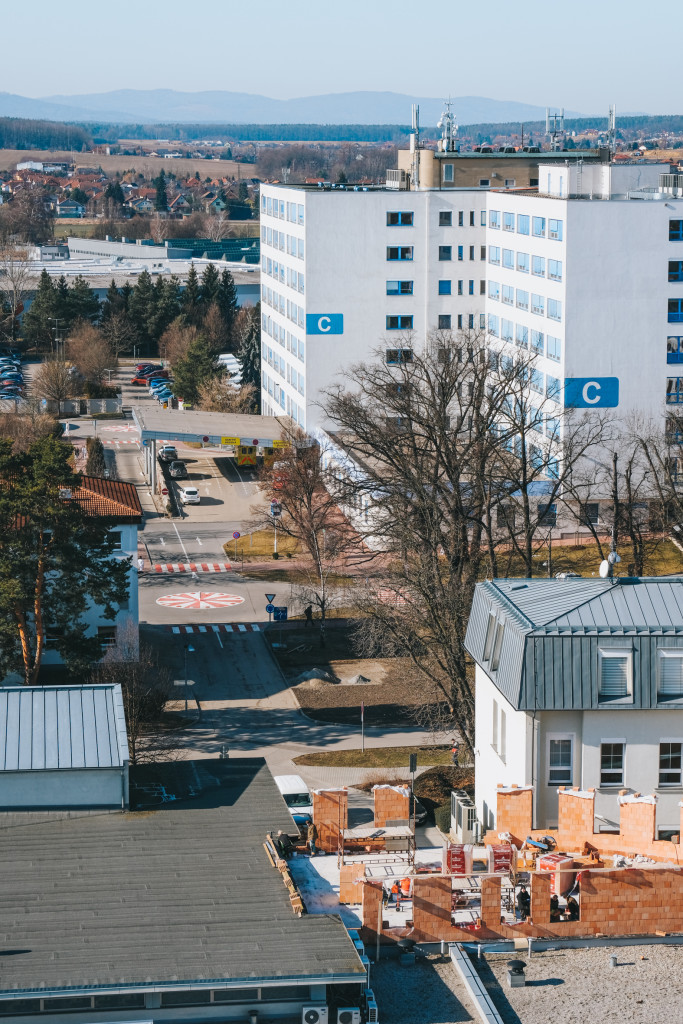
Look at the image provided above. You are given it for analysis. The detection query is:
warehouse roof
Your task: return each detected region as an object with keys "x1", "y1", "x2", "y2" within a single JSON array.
[
  {"x1": 0, "y1": 759, "x2": 364, "y2": 997},
  {"x1": 0, "y1": 684, "x2": 128, "y2": 772}
]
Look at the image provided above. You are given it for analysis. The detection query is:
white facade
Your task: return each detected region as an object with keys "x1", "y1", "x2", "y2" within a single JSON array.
[
  {"x1": 261, "y1": 164, "x2": 683, "y2": 444},
  {"x1": 474, "y1": 662, "x2": 683, "y2": 838}
]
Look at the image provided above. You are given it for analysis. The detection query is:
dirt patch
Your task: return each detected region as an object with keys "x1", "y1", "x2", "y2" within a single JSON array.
[{"x1": 414, "y1": 765, "x2": 475, "y2": 806}]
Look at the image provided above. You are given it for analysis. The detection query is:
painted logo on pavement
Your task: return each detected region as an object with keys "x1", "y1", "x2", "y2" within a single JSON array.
[{"x1": 156, "y1": 591, "x2": 245, "y2": 610}]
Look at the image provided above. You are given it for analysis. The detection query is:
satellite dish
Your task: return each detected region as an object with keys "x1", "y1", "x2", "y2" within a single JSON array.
[
  {"x1": 599, "y1": 560, "x2": 610, "y2": 578},
  {"x1": 607, "y1": 551, "x2": 621, "y2": 565}
]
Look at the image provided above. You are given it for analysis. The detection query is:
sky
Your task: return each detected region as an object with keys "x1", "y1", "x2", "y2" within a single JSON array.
[{"x1": 2, "y1": 0, "x2": 660, "y2": 114}]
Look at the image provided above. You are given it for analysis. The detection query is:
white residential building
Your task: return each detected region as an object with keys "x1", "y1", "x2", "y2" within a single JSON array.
[
  {"x1": 260, "y1": 160, "x2": 683, "y2": 451},
  {"x1": 465, "y1": 576, "x2": 683, "y2": 839}
]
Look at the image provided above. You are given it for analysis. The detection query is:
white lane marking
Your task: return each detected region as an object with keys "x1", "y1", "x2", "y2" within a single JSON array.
[
  {"x1": 198, "y1": 625, "x2": 207, "y2": 633},
  {"x1": 237, "y1": 624, "x2": 247, "y2": 632},
  {"x1": 196, "y1": 536, "x2": 203, "y2": 545},
  {"x1": 172, "y1": 522, "x2": 191, "y2": 563},
  {"x1": 171, "y1": 626, "x2": 180, "y2": 634},
  {"x1": 232, "y1": 462, "x2": 249, "y2": 497},
  {"x1": 159, "y1": 537, "x2": 165, "y2": 546},
  {"x1": 252, "y1": 623, "x2": 260, "y2": 631},
  {"x1": 211, "y1": 624, "x2": 223, "y2": 649}
]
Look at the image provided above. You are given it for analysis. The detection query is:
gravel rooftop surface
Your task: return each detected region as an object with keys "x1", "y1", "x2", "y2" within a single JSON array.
[
  {"x1": 371, "y1": 953, "x2": 476, "y2": 1024},
  {"x1": 482, "y1": 942, "x2": 683, "y2": 1024}
]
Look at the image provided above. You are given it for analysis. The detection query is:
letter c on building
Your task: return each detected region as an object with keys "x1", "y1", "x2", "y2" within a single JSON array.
[
  {"x1": 582, "y1": 381, "x2": 601, "y2": 404},
  {"x1": 317, "y1": 316, "x2": 331, "y2": 333}
]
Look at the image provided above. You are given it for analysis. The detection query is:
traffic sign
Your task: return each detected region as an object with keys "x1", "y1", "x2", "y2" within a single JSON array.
[
  {"x1": 273, "y1": 606, "x2": 288, "y2": 622},
  {"x1": 265, "y1": 593, "x2": 276, "y2": 602},
  {"x1": 161, "y1": 487, "x2": 168, "y2": 495},
  {"x1": 232, "y1": 531, "x2": 241, "y2": 540},
  {"x1": 142, "y1": 439, "x2": 149, "y2": 447},
  {"x1": 221, "y1": 435, "x2": 240, "y2": 446},
  {"x1": 202, "y1": 435, "x2": 209, "y2": 443},
  {"x1": 265, "y1": 603, "x2": 275, "y2": 614},
  {"x1": 252, "y1": 438, "x2": 259, "y2": 446},
  {"x1": 272, "y1": 439, "x2": 287, "y2": 449}
]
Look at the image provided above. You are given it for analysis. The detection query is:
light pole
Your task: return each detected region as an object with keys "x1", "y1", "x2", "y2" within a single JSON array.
[
  {"x1": 48, "y1": 318, "x2": 64, "y2": 359},
  {"x1": 183, "y1": 642, "x2": 194, "y2": 711}
]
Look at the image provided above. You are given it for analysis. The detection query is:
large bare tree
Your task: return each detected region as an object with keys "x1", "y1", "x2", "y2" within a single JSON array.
[{"x1": 0, "y1": 245, "x2": 32, "y2": 344}]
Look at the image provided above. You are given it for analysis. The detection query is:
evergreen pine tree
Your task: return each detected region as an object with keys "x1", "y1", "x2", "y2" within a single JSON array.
[
  {"x1": 238, "y1": 180, "x2": 249, "y2": 202},
  {"x1": 149, "y1": 276, "x2": 181, "y2": 343},
  {"x1": 22, "y1": 269, "x2": 57, "y2": 351},
  {"x1": 217, "y1": 269, "x2": 239, "y2": 343},
  {"x1": 100, "y1": 279, "x2": 122, "y2": 322},
  {"x1": 173, "y1": 335, "x2": 223, "y2": 405},
  {"x1": 66, "y1": 276, "x2": 100, "y2": 328},
  {"x1": 237, "y1": 303, "x2": 261, "y2": 412},
  {"x1": 120, "y1": 281, "x2": 133, "y2": 312},
  {"x1": 128, "y1": 269, "x2": 156, "y2": 354},
  {"x1": 200, "y1": 264, "x2": 220, "y2": 308},
  {"x1": 181, "y1": 264, "x2": 201, "y2": 325},
  {"x1": 154, "y1": 170, "x2": 168, "y2": 212}
]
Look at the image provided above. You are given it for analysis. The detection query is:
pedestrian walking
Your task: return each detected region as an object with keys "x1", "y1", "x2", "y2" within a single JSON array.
[
  {"x1": 304, "y1": 605, "x2": 313, "y2": 627},
  {"x1": 307, "y1": 820, "x2": 318, "y2": 856},
  {"x1": 451, "y1": 740, "x2": 460, "y2": 765}
]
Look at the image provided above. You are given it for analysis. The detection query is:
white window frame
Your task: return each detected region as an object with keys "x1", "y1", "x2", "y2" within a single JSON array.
[
  {"x1": 492, "y1": 699, "x2": 499, "y2": 752},
  {"x1": 598, "y1": 649, "x2": 633, "y2": 704},
  {"x1": 659, "y1": 739, "x2": 683, "y2": 787},
  {"x1": 657, "y1": 649, "x2": 683, "y2": 702},
  {"x1": 599, "y1": 738, "x2": 625, "y2": 788},
  {"x1": 547, "y1": 733, "x2": 574, "y2": 786},
  {"x1": 443, "y1": 164, "x2": 454, "y2": 183}
]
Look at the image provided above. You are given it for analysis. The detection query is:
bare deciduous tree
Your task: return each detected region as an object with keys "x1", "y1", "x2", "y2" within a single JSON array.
[
  {"x1": 0, "y1": 245, "x2": 32, "y2": 343},
  {"x1": 101, "y1": 311, "x2": 136, "y2": 360},
  {"x1": 66, "y1": 324, "x2": 114, "y2": 384},
  {"x1": 204, "y1": 210, "x2": 230, "y2": 242},
  {"x1": 197, "y1": 377, "x2": 257, "y2": 414},
  {"x1": 159, "y1": 318, "x2": 199, "y2": 367},
  {"x1": 32, "y1": 359, "x2": 76, "y2": 413}
]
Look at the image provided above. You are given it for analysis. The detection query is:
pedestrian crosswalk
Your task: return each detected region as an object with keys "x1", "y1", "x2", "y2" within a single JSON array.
[
  {"x1": 154, "y1": 562, "x2": 232, "y2": 573},
  {"x1": 165, "y1": 623, "x2": 261, "y2": 634}
]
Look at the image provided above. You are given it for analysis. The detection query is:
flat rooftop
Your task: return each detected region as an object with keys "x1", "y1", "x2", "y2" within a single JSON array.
[
  {"x1": 0, "y1": 759, "x2": 364, "y2": 996},
  {"x1": 132, "y1": 406, "x2": 285, "y2": 446}
]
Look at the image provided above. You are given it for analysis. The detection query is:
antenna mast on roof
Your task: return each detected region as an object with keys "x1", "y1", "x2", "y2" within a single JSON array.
[
  {"x1": 599, "y1": 452, "x2": 622, "y2": 580},
  {"x1": 437, "y1": 98, "x2": 458, "y2": 153},
  {"x1": 607, "y1": 104, "x2": 617, "y2": 156},
  {"x1": 546, "y1": 107, "x2": 565, "y2": 152},
  {"x1": 411, "y1": 103, "x2": 420, "y2": 190}
]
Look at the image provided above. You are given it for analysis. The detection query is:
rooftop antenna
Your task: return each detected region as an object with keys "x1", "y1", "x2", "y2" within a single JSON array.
[
  {"x1": 546, "y1": 107, "x2": 565, "y2": 151},
  {"x1": 607, "y1": 103, "x2": 617, "y2": 156},
  {"x1": 437, "y1": 98, "x2": 458, "y2": 153},
  {"x1": 411, "y1": 103, "x2": 420, "y2": 189},
  {"x1": 599, "y1": 452, "x2": 622, "y2": 580}
]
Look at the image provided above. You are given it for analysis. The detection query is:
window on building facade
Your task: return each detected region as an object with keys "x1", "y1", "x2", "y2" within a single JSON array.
[
  {"x1": 580, "y1": 502, "x2": 600, "y2": 525},
  {"x1": 488, "y1": 281, "x2": 500, "y2": 300},
  {"x1": 532, "y1": 255, "x2": 546, "y2": 277},
  {"x1": 531, "y1": 293, "x2": 545, "y2": 316},
  {"x1": 503, "y1": 212, "x2": 515, "y2": 230},
  {"x1": 669, "y1": 299, "x2": 683, "y2": 323},
  {"x1": 439, "y1": 211, "x2": 452, "y2": 226},
  {"x1": 669, "y1": 220, "x2": 683, "y2": 241},
  {"x1": 547, "y1": 335, "x2": 562, "y2": 361},
  {"x1": 548, "y1": 737, "x2": 573, "y2": 785},
  {"x1": 548, "y1": 298, "x2": 562, "y2": 321},
  {"x1": 387, "y1": 211, "x2": 413, "y2": 226},
  {"x1": 538, "y1": 502, "x2": 556, "y2": 526},
  {"x1": 516, "y1": 324, "x2": 528, "y2": 348},
  {"x1": 488, "y1": 314, "x2": 499, "y2": 337},
  {"x1": 502, "y1": 248, "x2": 514, "y2": 269},
  {"x1": 385, "y1": 348, "x2": 414, "y2": 364},
  {"x1": 666, "y1": 377, "x2": 683, "y2": 404},
  {"x1": 439, "y1": 245, "x2": 452, "y2": 261},
  {"x1": 438, "y1": 315, "x2": 452, "y2": 329},
  {"x1": 490, "y1": 622, "x2": 505, "y2": 671},
  {"x1": 458, "y1": 245, "x2": 464, "y2": 260},
  {"x1": 548, "y1": 259, "x2": 563, "y2": 281},
  {"x1": 502, "y1": 284, "x2": 514, "y2": 305},
  {"x1": 479, "y1": 178, "x2": 490, "y2": 187},
  {"x1": 443, "y1": 164, "x2": 454, "y2": 182},
  {"x1": 600, "y1": 742, "x2": 625, "y2": 786},
  {"x1": 658, "y1": 651, "x2": 683, "y2": 700},
  {"x1": 386, "y1": 280, "x2": 413, "y2": 295},
  {"x1": 516, "y1": 288, "x2": 529, "y2": 310},
  {"x1": 386, "y1": 246, "x2": 413, "y2": 261},
  {"x1": 517, "y1": 251, "x2": 530, "y2": 273},
  {"x1": 470, "y1": 211, "x2": 475, "y2": 226},
  {"x1": 458, "y1": 314, "x2": 464, "y2": 329},
  {"x1": 549, "y1": 218, "x2": 563, "y2": 240},
  {"x1": 438, "y1": 279, "x2": 451, "y2": 295},
  {"x1": 458, "y1": 211, "x2": 464, "y2": 226},
  {"x1": 517, "y1": 214, "x2": 530, "y2": 235},
  {"x1": 659, "y1": 742, "x2": 682, "y2": 786},
  {"x1": 489, "y1": 210, "x2": 500, "y2": 229},
  {"x1": 531, "y1": 330, "x2": 544, "y2": 355},
  {"x1": 598, "y1": 650, "x2": 632, "y2": 701},
  {"x1": 468, "y1": 280, "x2": 475, "y2": 295},
  {"x1": 386, "y1": 315, "x2": 413, "y2": 330},
  {"x1": 669, "y1": 337, "x2": 683, "y2": 364},
  {"x1": 457, "y1": 280, "x2": 463, "y2": 295},
  {"x1": 97, "y1": 626, "x2": 117, "y2": 649},
  {"x1": 489, "y1": 246, "x2": 501, "y2": 265},
  {"x1": 469, "y1": 245, "x2": 475, "y2": 260},
  {"x1": 501, "y1": 319, "x2": 513, "y2": 342}
]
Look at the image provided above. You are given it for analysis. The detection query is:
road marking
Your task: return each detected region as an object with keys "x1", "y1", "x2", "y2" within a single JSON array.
[
  {"x1": 237, "y1": 624, "x2": 247, "y2": 632},
  {"x1": 156, "y1": 591, "x2": 246, "y2": 610},
  {"x1": 198, "y1": 625, "x2": 207, "y2": 633},
  {"x1": 153, "y1": 562, "x2": 232, "y2": 573},
  {"x1": 159, "y1": 537, "x2": 165, "y2": 546},
  {"x1": 212, "y1": 624, "x2": 224, "y2": 649},
  {"x1": 171, "y1": 626, "x2": 180, "y2": 634},
  {"x1": 232, "y1": 461, "x2": 249, "y2": 497},
  {"x1": 196, "y1": 536, "x2": 203, "y2": 545},
  {"x1": 172, "y1": 522, "x2": 190, "y2": 562},
  {"x1": 164, "y1": 622, "x2": 261, "y2": 634}
]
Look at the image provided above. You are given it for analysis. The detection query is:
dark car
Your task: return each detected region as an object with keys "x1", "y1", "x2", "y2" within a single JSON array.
[
  {"x1": 168, "y1": 461, "x2": 188, "y2": 479},
  {"x1": 413, "y1": 797, "x2": 428, "y2": 826}
]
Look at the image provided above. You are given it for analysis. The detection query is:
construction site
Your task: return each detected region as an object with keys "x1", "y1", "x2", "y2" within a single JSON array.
[{"x1": 263, "y1": 780, "x2": 683, "y2": 1023}]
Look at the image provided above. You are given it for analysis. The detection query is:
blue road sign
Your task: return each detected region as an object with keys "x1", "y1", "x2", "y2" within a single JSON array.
[
  {"x1": 273, "y1": 606, "x2": 288, "y2": 621},
  {"x1": 564, "y1": 377, "x2": 619, "y2": 409},
  {"x1": 306, "y1": 313, "x2": 344, "y2": 335},
  {"x1": 265, "y1": 603, "x2": 275, "y2": 614}
]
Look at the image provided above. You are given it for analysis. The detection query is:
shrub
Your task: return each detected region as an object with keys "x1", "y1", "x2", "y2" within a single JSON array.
[{"x1": 434, "y1": 801, "x2": 451, "y2": 834}]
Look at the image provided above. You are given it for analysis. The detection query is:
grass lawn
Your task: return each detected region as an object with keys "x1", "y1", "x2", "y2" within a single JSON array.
[
  {"x1": 225, "y1": 529, "x2": 300, "y2": 559},
  {"x1": 293, "y1": 745, "x2": 452, "y2": 768},
  {"x1": 502, "y1": 538, "x2": 682, "y2": 579}
]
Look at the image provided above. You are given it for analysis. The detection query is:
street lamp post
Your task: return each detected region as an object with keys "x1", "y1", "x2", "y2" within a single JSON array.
[
  {"x1": 48, "y1": 318, "x2": 64, "y2": 359},
  {"x1": 183, "y1": 642, "x2": 195, "y2": 711}
]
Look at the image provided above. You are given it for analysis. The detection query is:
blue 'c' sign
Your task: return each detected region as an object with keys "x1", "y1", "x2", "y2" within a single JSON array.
[
  {"x1": 306, "y1": 314, "x2": 344, "y2": 335},
  {"x1": 564, "y1": 377, "x2": 619, "y2": 409}
]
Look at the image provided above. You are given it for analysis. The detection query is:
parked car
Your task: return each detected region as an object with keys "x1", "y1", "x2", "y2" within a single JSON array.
[
  {"x1": 178, "y1": 486, "x2": 200, "y2": 505},
  {"x1": 158, "y1": 445, "x2": 178, "y2": 462},
  {"x1": 274, "y1": 775, "x2": 313, "y2": 825},
  {"x1": 150, "y1": 380, "x2": 173, "y2": 391},
  {"x1": 168, "y1": 461, "x2": 188, "y2": 479},
  {"x1": 156, "y1": 391, "x2": 174, "y2": 402},
  {"x1": 136, "y1": 363, "x2": 162, "y2": 373}
]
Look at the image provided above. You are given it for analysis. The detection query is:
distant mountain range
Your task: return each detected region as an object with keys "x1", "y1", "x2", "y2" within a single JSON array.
[{"x1": 0, "y1": 89, "x2": 582, "y2": 126}]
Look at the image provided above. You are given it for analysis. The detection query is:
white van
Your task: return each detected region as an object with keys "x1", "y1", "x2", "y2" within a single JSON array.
[{"x1": 274, "y1": 774, "x2": 313, "y2": 825}]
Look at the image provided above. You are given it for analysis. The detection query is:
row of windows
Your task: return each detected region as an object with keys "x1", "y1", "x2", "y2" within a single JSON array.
[
  {"x1": 489, "y1": 211, "x2": 563, "y2": 240},
  {"x1": 489, "y1": 283, "x2": 563, "y2": 321},
  {"x1": 551, "y1": 737, "x2": 683, "y2": 792},
  {"x1": 489, "y1": 247, "x2": 563, "y2": 281},
  {"x1": 387, "y1": 245, "x2": 489, "y2": 263},
  {"x1": 261, "y1": 342, "x2": 305, "y2": 395},
  {"x1": 491, "y1": 317, "x2": 562, "y2": 361},
  {"x1": 262, "y1": 194, "x2": 305, "y2": 225},
  {"x1": 260, "y1": 226, "x2": 304, "y2": 259},
  {"x1": 261, "y1": 256, "x2": 305, "y2": 295},
  {"x1": 261, "y1": 315, "x2": 305, "y2": 362}
]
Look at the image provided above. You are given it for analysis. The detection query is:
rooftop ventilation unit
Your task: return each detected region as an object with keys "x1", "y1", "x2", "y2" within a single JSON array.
[
  {"x1": 302, "y1": 1008, "x2": 328, "y2": 1024},
  {"x1": 386, "y1": 169, "x2": 409, "y2": 190},
  {"x1": 337, "y1": 1010, "x2": 361, "y2": 1024}
]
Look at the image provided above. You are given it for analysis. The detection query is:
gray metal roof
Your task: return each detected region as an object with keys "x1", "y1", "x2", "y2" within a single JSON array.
[
  {"x1": 132, "y1": 406, "x2": 285, "y2": 447},
  {"x1": 0, "y1": 685, "x2": 128, "y2": 772},
  {"x1": 0, "y1": 759, "x2": 365, "y2": 996}
]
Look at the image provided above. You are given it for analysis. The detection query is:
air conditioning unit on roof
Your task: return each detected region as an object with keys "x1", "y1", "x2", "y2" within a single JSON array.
[
  {"x1": 302, "y1": 1007, "x2": 328, "y2": 1024},
  {"x1": 366, "y1": 997, "x2": 379, "y2": 1023},
  {"x1": 337, "y1": 1009, "x2": 361, "y2": 1024}
]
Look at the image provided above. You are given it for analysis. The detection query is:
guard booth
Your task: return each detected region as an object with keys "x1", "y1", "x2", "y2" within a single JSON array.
[{"x1": 237, "y1": 444, "x2": 257, "y2": 467}]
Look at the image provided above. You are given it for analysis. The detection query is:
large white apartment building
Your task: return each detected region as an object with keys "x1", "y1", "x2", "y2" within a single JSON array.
[{"x1": 260, "y1": 160, "x2": 683, "y2": 446}]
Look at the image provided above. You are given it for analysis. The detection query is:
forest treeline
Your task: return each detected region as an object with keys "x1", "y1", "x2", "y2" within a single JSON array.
[{"x1": 0, "y1": 118, "x2": 92, "y2": 150}]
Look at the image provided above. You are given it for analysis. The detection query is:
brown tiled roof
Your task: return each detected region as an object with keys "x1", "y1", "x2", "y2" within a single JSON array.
[{"x1": 74, "y1": 476, "x2": 142, "y2": 522}]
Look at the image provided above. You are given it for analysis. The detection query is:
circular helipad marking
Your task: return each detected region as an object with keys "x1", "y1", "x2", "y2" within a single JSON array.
[
  {"x1": 101, "y1": 424, "x2": 140, "y2": 433},
  {"x1": 156, "y1": 591, "x2": 245, "y2": 610}
]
